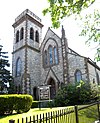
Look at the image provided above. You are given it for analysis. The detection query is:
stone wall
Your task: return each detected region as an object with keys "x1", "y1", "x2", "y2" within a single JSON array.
[
  {"x1": 12, "y1": 48, "x2": 25, "y2": 86},
  {"x1": 68, "y1": 53, "x2": 87, "y2": 83},
  {"x1": 27, "y1": 48, "x2": 41, "y2": 95},
  {"x1": 87, "y1": 62, "x2": 100, "y2": 85},
  {"x1": 40, "y1": 28, "x2": 64, "y2": 86}
]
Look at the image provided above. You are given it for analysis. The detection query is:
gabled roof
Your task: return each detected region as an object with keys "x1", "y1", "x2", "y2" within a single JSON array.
[
  {"x1": 87, "y1": 58, "x2": 100, "y2": 71},
  {"x1": 40, "y1": 27, "x2": 61, "y2": 48}
]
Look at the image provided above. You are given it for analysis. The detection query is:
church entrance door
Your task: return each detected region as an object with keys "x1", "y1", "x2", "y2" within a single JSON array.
[{"x1": 47, "y1": 78, "x2": 56, "y2": 99}]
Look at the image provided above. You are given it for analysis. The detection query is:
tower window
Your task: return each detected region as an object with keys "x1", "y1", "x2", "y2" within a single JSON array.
[
  {"x1": 20, "y1": 27, "x2": 24, "y2": 40},
  {"x1": 49, "y1": 46, "x2": 53, "y2": 65},
  {"x1": 35, "y1": 30, "x2": 39, "y2": 43},
  {"x1": 16, "y1": 58, "x2": 21, "y2": 77},
  {"x1": 30, "y1": 27, "x2": 34, "y2": 40},
  {"x1": 75, "y1": 70, "x2": 82, "y2": 82},
  {"x1": 16, "y1": 30, "x2": 19, "y2": 43},
  {"x1": 54, "y1": 47, "x2": 58, "y2": 64}
]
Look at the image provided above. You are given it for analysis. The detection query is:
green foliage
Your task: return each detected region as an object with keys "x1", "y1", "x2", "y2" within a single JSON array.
[
  {"x1": 0, "y1": 94, "x2": 33, "y2": 115},
  {"x1": 79, "y1": 10, "x2": 100, "y2": 61},
  {"x1": 31, "y1": 101, "x2": 39, "y2": 108},
  {"x1": 54, "y1": 81, "x2": 98, "y2": 107},
  {"x1": 43, "y1": 0, "x2": 95, "y2": 28},
  {"x1": 0, "y1": 45, "x2": 12, "y2": 93},
  {"x1": 43, "y1": 1, "x2": 100, "y2": 61}
]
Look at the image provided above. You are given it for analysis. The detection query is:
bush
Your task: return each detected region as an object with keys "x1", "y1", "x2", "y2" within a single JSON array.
[
  {"x1": 14, "y1": 95, "x2": 33, "y2": 113},
  {"x1": 0, "y1": 94, "x2": 33, "y2": 115},
  {"x1": 54, "y1": 81, "x2": 98, "y2": 107},
  {"x1": 31, "y1": 101, "x2": 39, "y2": 108}
]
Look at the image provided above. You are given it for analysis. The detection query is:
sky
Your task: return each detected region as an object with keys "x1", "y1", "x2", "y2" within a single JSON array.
[{"x1": 0, "y1": 0, "x2": 100, "y2": 71}]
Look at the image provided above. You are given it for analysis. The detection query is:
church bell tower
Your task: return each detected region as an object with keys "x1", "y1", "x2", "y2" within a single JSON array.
[{"x1": 12, "y1": 9, "x2": 43, "y2": 94}]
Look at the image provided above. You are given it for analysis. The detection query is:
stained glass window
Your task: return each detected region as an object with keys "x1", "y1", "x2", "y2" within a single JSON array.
[
  {"x1": 54, "y1": 47, "x2": 58, "y2": 64},
  {"x1": 75, "y1": 70, "x2": 82, "y2": 82},
  {"x1": 49, "y1": 46, "x2": 53, "y2": 65}
]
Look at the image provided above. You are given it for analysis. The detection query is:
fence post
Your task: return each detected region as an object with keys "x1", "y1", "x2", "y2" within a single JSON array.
[
  {"x1": 74, "y1": 105, "x2": 79, "y2": 123},
  {"x1": 9, "y1": 119, "x2": 15, "y2": 123},
  {"x1": 97, "y1": 101, "x2": 100, "y2": 122}
]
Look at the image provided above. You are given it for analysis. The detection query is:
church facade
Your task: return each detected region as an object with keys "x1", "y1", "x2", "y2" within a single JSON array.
[{"x1": 12, "y1": 9, "x2": 100, "y2": 99}]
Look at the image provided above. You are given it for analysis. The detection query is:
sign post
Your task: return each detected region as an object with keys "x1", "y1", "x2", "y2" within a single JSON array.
[{"x1": 38, "y1": 85, "x2": 51, "y2": 109}]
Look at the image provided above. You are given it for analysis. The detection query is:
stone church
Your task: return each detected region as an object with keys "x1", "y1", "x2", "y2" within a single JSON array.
[{"x1": 12, "y1": 9, "x2": 100, "y2": 100}]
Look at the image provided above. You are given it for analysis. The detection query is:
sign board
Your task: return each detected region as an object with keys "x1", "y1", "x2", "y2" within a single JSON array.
[{"x1": 38, "y1": 85, "x2": 50, "y2": 101}]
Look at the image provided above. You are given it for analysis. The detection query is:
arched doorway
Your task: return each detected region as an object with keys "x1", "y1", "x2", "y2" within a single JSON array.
[
  {"x1": 33, "y1": 87, "x2": 38, "y2": 100},
  {"x1": 47, "y1": 78, "x2": 56, "y2": 99}
]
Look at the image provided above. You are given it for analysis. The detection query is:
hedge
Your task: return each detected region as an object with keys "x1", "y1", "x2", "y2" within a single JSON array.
[
  {"x1": 31, "y1": 101, "x2": 39, "y2": 108},
  {"x1": 0, "y1": 94, "x2": 33, "y2": 115}
]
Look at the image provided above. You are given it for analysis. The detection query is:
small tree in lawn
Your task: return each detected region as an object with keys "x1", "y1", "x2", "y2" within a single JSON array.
[{"x1": 0, "y1": 45, "x2": 12, "y2": 94}]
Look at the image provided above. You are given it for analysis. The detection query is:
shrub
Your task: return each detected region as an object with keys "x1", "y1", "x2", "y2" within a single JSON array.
[
  {"x1": 31, "y1": 101, "x2": 39, "y2": 108},
  {"x1": 14, "y1": 95, "x2": 33, "y2": 113},
  {"x1": 54, "y1": 81, "x2": 98, "y2": 107},
  {"x1": 0, "y1": 94, "x2": 33, "y2": 115}
]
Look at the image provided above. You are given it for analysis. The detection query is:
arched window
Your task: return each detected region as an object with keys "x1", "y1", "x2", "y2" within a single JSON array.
[
  {"x1": 54, "y1": 47, "x2": 58, "y2": 64},
  {"x1": 49, "y1": 46, "x2": 53, "y2": 65},
  {"x1": 16, "y1": 58, "x2": 21, "y2": 77},
  {"x1": 75, "y1": 70, "x2": 82, "y2": 82},
  {"x1": 44, "y1": 50, "x2": 48, "y2": 65},
  {"x1": 30, "y1": 27, "x2": 34, "y2": 40},
  {"x1": 20, "y1": 27, "x2": 24, "y2": 40},
  {"x1": 35, "y1": 30, "x2": 39, "y2": 43},
  {"x1": 16, "y1": 30, "x2": 19, "y2": 43}
]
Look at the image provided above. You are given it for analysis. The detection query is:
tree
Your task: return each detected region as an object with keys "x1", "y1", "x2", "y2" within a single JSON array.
[
  {"x1": 43, "y1": 0, "x2": 95, "y2": 28},
  {"x1": 43, "y1": 0, "x2": 100, "y2": 61},
  {"x1": 79, "y1": 9, "x2": 100, "y2": 61},
  {"x1": 0, "y1": 45, "x2": 12, "y2": 94}
]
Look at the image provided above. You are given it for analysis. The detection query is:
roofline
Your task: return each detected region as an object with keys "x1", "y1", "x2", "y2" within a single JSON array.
[{"x1": 87, "y1": 58, "x2": 100, "y2": 70}]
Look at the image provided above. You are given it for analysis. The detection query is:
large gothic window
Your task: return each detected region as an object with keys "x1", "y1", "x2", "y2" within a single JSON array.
[
  {"x1": 35, "y1": 30, "x2": 39, "y2": 43},
  {"x1": 16, "y1": 30, "x2": 19, "y2": 43},
  {"x1": 43, "y1": 39, "x2": 59, "y2": 68},
  {"x1": 54, "y1": 47, "x2": 58, "y2": 64},
  {"x1": 30, "y1": 27, "x2": 34, "y2": 40},
  {"x1": 75, "y1": 70, "x2": 82, "y2": 82},
  {"x1": 49, "y1": 46, "x2": 53, "y2": 65},
  {"x1": 20, "y1": 27, "x2": 24, "y2": 40},
  {"x1": 16, "y1": 58, "x2": 21, "y2": 77}
]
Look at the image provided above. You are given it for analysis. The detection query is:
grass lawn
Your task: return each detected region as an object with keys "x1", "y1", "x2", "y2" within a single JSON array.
[
  {"x1": 0, "y1": 105, "x2": 98, "y2": 123},
  {"x1": 0, "y1": 107, "x2": 68, "y2": 123}
]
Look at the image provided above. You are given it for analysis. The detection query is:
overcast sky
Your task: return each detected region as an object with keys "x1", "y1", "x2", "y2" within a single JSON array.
[{"x1": 0, "y1": 0, "x2": 100, "y2": 71}]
